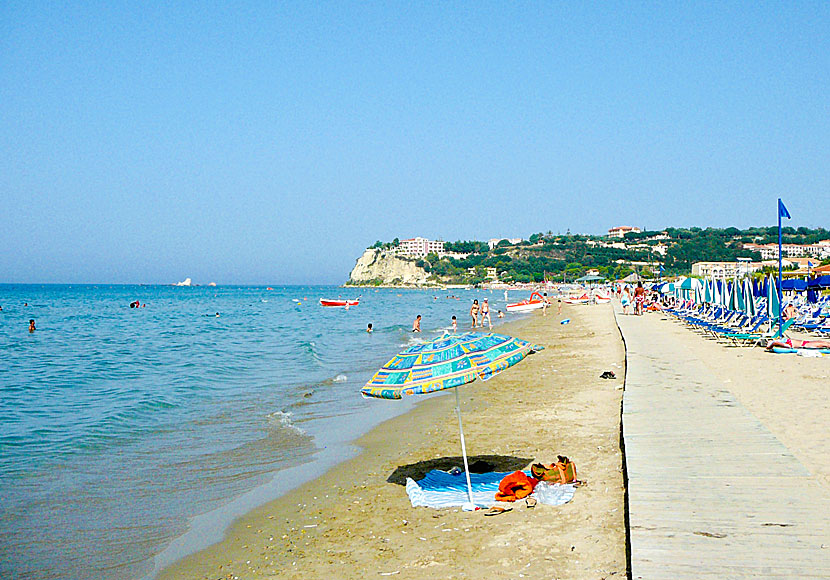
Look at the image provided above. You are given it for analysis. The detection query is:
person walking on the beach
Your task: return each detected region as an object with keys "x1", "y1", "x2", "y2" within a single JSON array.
[
  {"x1": 451, "y1": 316, "x2": 457, "y2": 333},
  {"x1": 621, "y1": 287, "x2": 631, "y2": 315},
  {"x1": 634, "y1": 281, "x2": 645, "y2": 316},
  {"x1": 412, "y1": 315, "x2": 421, "y2": 333},
  {"x1": 470, "y1": 300, "x2": 479, "y2": 328},
  {"x1": 480, "y1": 299, "x2": 492, "y2": 329},
  {"x1": 29, "y1": 319, "x2": 36, "y2": 333}
]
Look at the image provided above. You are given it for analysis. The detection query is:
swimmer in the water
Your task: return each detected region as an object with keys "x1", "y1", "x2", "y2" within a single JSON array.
[
  {"x1": 412, "y1": 315, "x2": 421, "y2": 333},
  {"x1": 451, "y1": 316, "x2": 457, "y2": 333},
  {"x1": 29, "y1": 319, "x2": 36, "y2": 333},
  {"x1": 367, "y1": 323, "x2": 373, "y2": 333}
]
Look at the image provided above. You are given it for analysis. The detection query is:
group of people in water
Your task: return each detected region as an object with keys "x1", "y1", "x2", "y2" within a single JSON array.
[{"x1": 364, "y1": 297, "x2": 506, "y2": 335}]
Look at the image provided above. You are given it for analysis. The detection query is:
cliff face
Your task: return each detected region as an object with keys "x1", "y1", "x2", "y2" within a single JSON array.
[{"x1": 347, "y1": 249, "x2": 433, "y2": 286}]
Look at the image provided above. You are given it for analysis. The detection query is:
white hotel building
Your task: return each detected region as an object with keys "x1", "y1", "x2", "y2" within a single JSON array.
[
  {"x1": 743, "y1": 241, "x2": 830, "y2": 260},
  {"x1": 395, "y1": 237, "x2": 446, "y2": 258}
]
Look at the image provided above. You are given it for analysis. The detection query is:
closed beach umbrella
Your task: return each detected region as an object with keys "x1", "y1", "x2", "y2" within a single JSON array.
[
  {"x1": 732, "y1": 278, "x2": 745, "y2": 312},
  {"x1": 694, "y1": 283, "x2": 703, "y2": 305},
  {"x1": 713, "y1": 279, "x2": 722, "y2": 305},
  {"x1": 766, "y1": 276, "x2": 779, "y2": 319},
  {"x1": 362, "y1": 332, "x2": 543, "y2": 509},
  {"x1": 722, "y1": 280, "x2": 731, "y2": 309},
  {"x1": 743, "y1": 278, "x2": 756, "y2": 317},
  {"x1": 704, "y1": 279, "x2": 713, "y2": 304}
]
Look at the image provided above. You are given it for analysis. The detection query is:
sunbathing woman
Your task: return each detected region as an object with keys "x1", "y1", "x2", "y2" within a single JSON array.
[{"x1": 766, "y1": 337, "x2": 830, "y2": 350}]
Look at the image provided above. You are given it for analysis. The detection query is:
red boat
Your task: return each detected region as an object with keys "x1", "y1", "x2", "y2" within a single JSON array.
[
  {"x1": 319, "y1": 298, "x2": 359, "y2": 308},
  {"x1": 506, "y1": 291, "x2": 548, "y2": 313}
]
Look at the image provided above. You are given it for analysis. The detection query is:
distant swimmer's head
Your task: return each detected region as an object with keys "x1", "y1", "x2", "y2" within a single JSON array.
[
  {"x1": 215, "y1": 312, "x2": 220, "y2": 317},
  {"x1": 451, "y1": 316, "x2": 456, "y2": 320},
  {"x1": 367, "y1": 323, "x2": 373, "y2": 332}
]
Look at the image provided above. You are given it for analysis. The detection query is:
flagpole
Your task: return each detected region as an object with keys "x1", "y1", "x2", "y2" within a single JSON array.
[{"x1": 777, "y1": 198, "x2": 783, "y2": 333}]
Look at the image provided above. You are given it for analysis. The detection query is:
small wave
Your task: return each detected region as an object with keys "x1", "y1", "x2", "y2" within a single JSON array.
[
  {"x1": 266, "y1": 410, "x2": 305, "y2": 435},
  {"x1": 332, "y1": 374, "x2": 347, "y2": 383},
  {"x1": 401, "y1": 336, "x2": 428, "y2": 347}
]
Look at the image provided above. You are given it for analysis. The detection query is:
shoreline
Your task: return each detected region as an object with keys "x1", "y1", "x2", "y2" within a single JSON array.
[
  {"x1": 158, "y1": 305, "x2": 628, "y2": 579},
  {"x1": 149, "y1": 312, "x2": 522, "y2": 578}
]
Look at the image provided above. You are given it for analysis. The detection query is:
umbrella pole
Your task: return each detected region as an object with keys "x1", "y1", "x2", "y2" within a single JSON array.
[{"x1": 454, "y1": 387, "x2": 475, "y2": 510}]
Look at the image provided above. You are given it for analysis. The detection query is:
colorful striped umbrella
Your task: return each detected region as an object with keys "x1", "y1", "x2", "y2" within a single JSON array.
[{"x1": 362, "y1": 332, "x2": 543, "y2": 509}]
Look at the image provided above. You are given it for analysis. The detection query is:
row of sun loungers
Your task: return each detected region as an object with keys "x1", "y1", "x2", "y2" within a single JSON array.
[{"x1": 663, "y1": 302, "x2": 795, "y2": 347}]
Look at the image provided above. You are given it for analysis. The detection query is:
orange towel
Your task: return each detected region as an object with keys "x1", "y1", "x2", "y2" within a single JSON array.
[{"x1": 494, "y1": 471, "x2": 538, "y2": 502}]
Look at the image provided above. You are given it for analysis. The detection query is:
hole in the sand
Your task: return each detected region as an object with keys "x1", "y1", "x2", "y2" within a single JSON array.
[{"x1": 386, "y1": 454, "x2": 533, "y2": 485}]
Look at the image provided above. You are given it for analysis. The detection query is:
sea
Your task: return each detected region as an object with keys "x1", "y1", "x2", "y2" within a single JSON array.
[{"x1": 0, "y1": 284, "x2": 517, "y2": 580}]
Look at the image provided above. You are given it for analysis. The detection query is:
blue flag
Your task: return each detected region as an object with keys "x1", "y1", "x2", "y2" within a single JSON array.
[{"x1": 778, "y1": 199, "x2": 791, "y2": 219}]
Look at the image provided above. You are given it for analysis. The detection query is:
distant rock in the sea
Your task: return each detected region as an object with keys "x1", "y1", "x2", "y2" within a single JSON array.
[{"x1": 176, "y1": 278, "x2": 192, "y2": 287}]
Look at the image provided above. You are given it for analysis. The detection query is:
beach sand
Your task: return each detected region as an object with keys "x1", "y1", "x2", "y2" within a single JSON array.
[
  {"x1": 636, "y1": 317, "x2": 830, "y2": 490},
  {"x1": 158, "y1": 303, "x2": 628, "y2": 580}
]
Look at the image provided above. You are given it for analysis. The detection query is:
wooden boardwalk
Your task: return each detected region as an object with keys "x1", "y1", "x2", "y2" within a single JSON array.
[{"x1": 616, "y1": 309, "x2": 830, "y2": 579}]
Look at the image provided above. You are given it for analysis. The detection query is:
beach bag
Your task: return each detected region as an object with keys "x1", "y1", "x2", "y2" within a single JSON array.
[{"x1": 530, "y1": 456, "x2": 577, "y2": 485}]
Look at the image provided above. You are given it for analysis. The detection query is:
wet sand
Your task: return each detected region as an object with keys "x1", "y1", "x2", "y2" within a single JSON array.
[{"x1": 158, "y1": 303, "x2": 628, "y2": 580}]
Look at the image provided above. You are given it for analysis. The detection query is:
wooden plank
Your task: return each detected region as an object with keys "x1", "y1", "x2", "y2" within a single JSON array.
[{"x1": 616, "y1": 307, "x2": 830, "y2": 579}]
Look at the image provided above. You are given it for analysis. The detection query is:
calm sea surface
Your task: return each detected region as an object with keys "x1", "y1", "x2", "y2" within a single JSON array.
[{"x1": 0, "y1": 284, "x2": 516, "y2": 580}]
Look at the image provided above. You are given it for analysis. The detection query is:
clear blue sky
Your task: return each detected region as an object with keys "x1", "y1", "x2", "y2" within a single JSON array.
[{"x1": 2, "y1": 2, "x2": 828, "y2": 284}]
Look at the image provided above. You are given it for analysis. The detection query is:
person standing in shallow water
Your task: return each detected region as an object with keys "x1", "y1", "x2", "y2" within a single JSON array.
[
  {"x1": 470, "y1": 300, "x2": 479, "y2": 328},
  {"x1": 480, "y1": 298, "x2": 492, "y2": 329},
  {"x1": 412, "y1": 315, "x2": 421, "y2": 332},
  {"x1": 29, "y1": 319, "x2": 36, "y2": 333}
]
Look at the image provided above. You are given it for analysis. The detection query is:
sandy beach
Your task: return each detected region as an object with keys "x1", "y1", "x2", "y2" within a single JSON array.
[{"x1": 158, "y1": 303, "x2": 628, "y2": 580}]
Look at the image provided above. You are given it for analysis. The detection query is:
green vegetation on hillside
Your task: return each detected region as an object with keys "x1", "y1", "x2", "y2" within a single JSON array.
[{"x1": 366, "y1": 226, "x2": 829, "y2": 285}]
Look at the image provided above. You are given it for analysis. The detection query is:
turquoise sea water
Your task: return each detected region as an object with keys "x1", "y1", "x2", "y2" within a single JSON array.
[{"x1": 0, "y1": 284, "x2": 514, "y2": 580}]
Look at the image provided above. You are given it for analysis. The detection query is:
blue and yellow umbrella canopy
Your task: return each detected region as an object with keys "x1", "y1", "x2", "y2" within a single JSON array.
[{"x1": 361, "y1": 332, "x2": 543, "y2": 400}]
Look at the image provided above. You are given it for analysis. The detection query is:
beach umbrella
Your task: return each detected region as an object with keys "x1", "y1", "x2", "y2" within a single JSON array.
[
  {"x1": 704, "y1": 279, "x2": 713, "y2": 304},
  {"x1": 721, "y1": 280, "x2": 731, "y2": 309},
  {"x1": 712, "y1": 279, "x2": 721, "y2": 305},
  {"x1": 743, "y1": 278, "x2": 756, "y2": 317},
  {"x1": 732, "y1": 278, "x2": 746, "y2": 313},
  {"x1": 694, "y1": 283, "x2": 703, "y2": 305},
  {"x1": 362, "y1": 332, "x2": 543, "y2": 510},
  {"x1": 766, "y1": 276, "x2": 779, "y2": 319}
]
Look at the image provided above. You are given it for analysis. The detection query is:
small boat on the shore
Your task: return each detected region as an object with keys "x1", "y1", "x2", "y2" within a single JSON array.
[
  {"x1": 563, "y1": 293, "x2": 591, "y2": 305},
  {"x1": 319, "y1": 298, "x2": 359, "y2": 308},
  {"x1": 506, "y1": 291, "x2": 548, "y2": 313}
]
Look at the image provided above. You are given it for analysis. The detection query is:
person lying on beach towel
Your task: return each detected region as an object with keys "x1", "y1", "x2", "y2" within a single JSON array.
[{"x1": 766, "y1": 338, "x2": 830, "y2": 351}]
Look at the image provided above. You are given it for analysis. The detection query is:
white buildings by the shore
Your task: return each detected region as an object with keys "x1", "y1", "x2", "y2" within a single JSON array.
[{"x1": 743, "y1": 241, "x2": 830, "y2": 260}]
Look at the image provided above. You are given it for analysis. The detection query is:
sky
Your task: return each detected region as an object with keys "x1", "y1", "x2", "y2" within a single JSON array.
[{"x1": 1, "y1": 2, "x2": 828, "y2": 284}]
